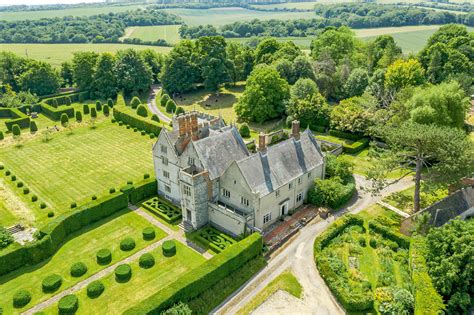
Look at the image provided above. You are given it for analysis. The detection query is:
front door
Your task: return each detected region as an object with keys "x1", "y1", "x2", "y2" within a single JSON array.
[
  {"x1": 186, "y1": 209, "x2": 192, "y2": 223},
  {"x1": 281, "y1": 203, "x2": 287, "y2": 216}
]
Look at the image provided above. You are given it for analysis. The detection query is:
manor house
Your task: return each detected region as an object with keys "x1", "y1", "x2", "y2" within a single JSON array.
[{"x1": 152, "y1": 112, "x2": 325, "y2": 236}]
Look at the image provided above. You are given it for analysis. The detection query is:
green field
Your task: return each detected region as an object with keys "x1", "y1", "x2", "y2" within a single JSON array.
[
  {"x1": 0, "y1": 209, "x2": 166, "y2": 314},
  {"x1": 162, "y1": 7, "x2": 315, "y2": 26},
  {"x1": 124, "y1": 25, "x2": 182, "y2": 44},
  {"x1": 41, "y1": 241, "x2": 205, "y2": 314},
  {"x1": 0, "y1": 119, "x2": 154, "y2": 226},
  {"x1": 251, "y1": 2, "x2": 319, "y2": 10},
  {"x1": 0, "y1": 44, "x2": 172, "y2": 67}
]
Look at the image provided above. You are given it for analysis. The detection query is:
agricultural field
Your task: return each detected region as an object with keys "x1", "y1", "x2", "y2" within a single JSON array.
[
  {"x1": 0, "y1": 44, "x2": 172, "y2": 67},
  {"x1": 250, "y1": 2, "x2": 320, "y2": 10},
  {"x1": 0, "y1": 209, "x2": 166, "y2": 314},
  {"x1": 123, "y1": 25, "x2": 182, "y2": 45},
  {"x1": 0, "y1": 118, "x2": 154, "y2": 226}
]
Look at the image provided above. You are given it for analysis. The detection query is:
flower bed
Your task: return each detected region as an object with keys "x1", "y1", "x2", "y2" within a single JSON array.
[{"x1": 142, "y1": 197, "x2": 182, "y2": 223}]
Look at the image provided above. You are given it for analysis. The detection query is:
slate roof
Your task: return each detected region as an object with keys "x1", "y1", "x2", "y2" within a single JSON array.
[
  {"x1": 193, "y1": 127, "x2": 249, "y2": 180},
  {"x1": 236, "y1": 130, "x2": 324, "y2": 196}
]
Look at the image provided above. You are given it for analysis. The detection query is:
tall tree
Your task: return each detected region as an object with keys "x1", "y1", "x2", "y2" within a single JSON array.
[
  {"x1": 226, "y1": 42, "x2": 254, "y2": 84},
  {"x1": 93, "y1": 53, "x2": 117, "y2": 99},
  {"x1": 311, "y1": 26, "x2": 355, "y2": 64},
  {"x1": 115, "y1": 49, "x2": 153, "y2": 94},
  {"x1": 195, "y1": 36, "x2": 230, "y2": 92},
  {"x1": 367, "y1": 122, "x2": 474, "y2": 212},
  {"x1": 384, "y1": 59, "x2": 425, "y2": 92},
  {"x1": 18, "y1": 61, "x2": 60, "y2": 96},
  {"x1": 140, "y1": 49, "x2": 164, "y2": 84},
  {"x1": 72, "y1": 51, "x2": 98, "y2": 91},
  {"x1": 60, "y1": 61, "x2": 74, "y2": 87},
  {"x1": 0, "y1": 52, "x2": 29, "y2": 91},
  {"x1": 344, "y1": 68, "x2": 369, "y2": 98}
]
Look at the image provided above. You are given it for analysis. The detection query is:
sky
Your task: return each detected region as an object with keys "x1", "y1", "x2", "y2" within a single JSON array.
[{"x1": 0, "y1": 0, "x2": 104, "y2": 5}]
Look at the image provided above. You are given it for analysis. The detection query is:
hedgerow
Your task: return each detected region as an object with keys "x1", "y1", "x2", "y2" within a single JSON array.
[
  {"x1": 42, "y1": 274, "x2": 62, "y2": 293},
  {"x1": 58, "y1": 294, "x2": 79, "y2": 314},
  {"x1": 40, "y1": 102, "x2": 74, "y2": 121},
  {"x1": 87, "y1": 280, "x2": 105, "y2": 299},
  {"x1": 70, "y1": 262, "x2": 87, "y2": 277},
  {"x1": 368, "y1": 220, "x2": 410, "y2": 249}
]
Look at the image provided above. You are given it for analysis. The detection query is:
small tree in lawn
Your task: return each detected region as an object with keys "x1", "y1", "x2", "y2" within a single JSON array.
[
  {"x1": 90, "y1": 107, "x2": 97, "y2": 118},
  {"x1": 30, "y1": 121, "x2": 38, "y2": 133},
  {"x1": 165, "y1": 99, "x2": 176, "y2": 113},
  {"x1": 96, "y1": 101, "x2": 102, "y2": 111},
  {"x1": 367, "y1": 122, "x2": 473, "y2": 212},
  {"x1": 103, "y1": 104, "x2": 110, "y2": 116},
  {"x1": 136, "y1": 104, "x2": 148, "y2": 117},
  {"x1": 130, "y1": 97, "x2": 141, "y2": 109},
  {"x1": 60, "y1": 113, "x2": 69, "y2": 127}
]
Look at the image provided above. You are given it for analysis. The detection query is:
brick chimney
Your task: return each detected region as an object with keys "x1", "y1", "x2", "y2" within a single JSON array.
[
  {"x1": 191, "y1": 112, "x2": 198, "y2": 139},
  {"x1": 177, "y1": 116, "x2": 186, "y2": 137},
  {"x1": 258, "y1": 132, "x2": 266, "y2": 153},
  {"x1": 185, "y1": 115, "x2": 192, "y2": 136},
  {"x1": 292, "y1": 120, "x2": 300, "y2": 140}
]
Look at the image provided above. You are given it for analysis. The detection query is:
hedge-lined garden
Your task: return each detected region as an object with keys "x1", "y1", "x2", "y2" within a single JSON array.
[
  {"x1": 142, "y1": 197, "x2": 182, "y2": 223},
  {"x1": 189, "y1": 226, "x2": 237, "y2": 254},
  {"x1": 314, "y1": 211, "x2": 414, "y2": 313}
]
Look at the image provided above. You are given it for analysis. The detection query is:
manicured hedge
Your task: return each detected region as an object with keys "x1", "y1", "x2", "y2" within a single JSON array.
[
  {"x1": 0, "y1": 192, "x2": 128, "y2": 277},
  {"x1": 119, "y1": 178, "x2": 157, "y2": 205},
  {"x1": 162, "y1": 240, "x2": 176, "y2": 257},
  {"x1": 343, "y1": 138, "x2": 369, "y2": 154},
  {"x1": 115, "y1": 264, "x2": 132, "y2": 282},
  {"x1": 41, "y1": 102, "x2": 75, "y2": 121},
  {"x1": 44, "y1": 91, "x2": 89, "y2": 106},
  {"x1": 142, "y1": 227, "x2": 155, "y2": 240},
  {"x1": 314, "y1": 214, "x2": 364, "y2": 251},
  {"x1": 96, "y1": 249, "x2": 112, "y2": 265},
  {"x1": 368, "y1": 220, "x2": 410, "y2": 249},
  {"x1": 329, "y1": 129, "x2": 362, "y2": 141},
  {"x1": 113, "y1": 107, "x2": 161, "y2": 136},
  {"x1": 58, "y1": 294, "x2": 79, "y2": 314},
  {"x1": 13, "y1": 289, "x2": 31, "y2": 308},
  {"x1": 70, "y1": 262, "x2": 87, "y2": 277},
  {"x1": 87, "y1": 280, "x2": 105, "y2": 298},
  {"x1": 120, "y1": 238, "x2": 136, "y2": 251},
  {"x1": 42, "y1": 274, "x2": 62, "y2": 293},
  {"x1": 124, "y1": 233, "x2": 263, "y2": 314},
  {"x1": 0, "y1": 108, "x2": 30, "y2": 131},
  {"x1": 139, "y1": 253, "x2": 155, "y2": 269},
  {"x1": 410, "y1": 236, "x2": 445, "y2": 314}
]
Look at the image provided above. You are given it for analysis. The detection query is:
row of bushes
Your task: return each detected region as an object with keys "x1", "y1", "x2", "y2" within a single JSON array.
[
  {"x1": 0, "y1": 179, "x2": 158, "y2": 277},
  {"x1": 113, "y1": 108, "x2": 162, "y2": 137},
  {"x1": 44, "y1": 91, "x2": 90, "y2": 106},
  {"x1": 124, "y1": 233, "x2": 263, "y2": 314},
  {"x1": 0, "y1": 107, "x2": 30, "y2": 131},
  {"x1": 368, "y1": 220, "x2": 410, "y2": 249},
  {"x1": 409, "y1": 236, "x2": 445, "y2": 314}
]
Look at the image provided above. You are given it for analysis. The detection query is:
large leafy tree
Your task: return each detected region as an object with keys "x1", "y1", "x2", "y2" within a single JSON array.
[
  {"x1": 384, "y1": 59, "x2": 425, "y2": 92},
  {"x1": 60, "y1": 61, "x2": 74, "y2": 87},
  {"x1": 344, "y1": 68, "x2": 369, "y2": 98},
  {"x1": 226, "y1": 42, "x2": 254, "y2": 84},
  {"x1": 195, "y1": 36, "x2": 230, "y2": 92},
  {"x1": 366, "y1": 35, "x2": 402, "y2": 73},
  {"x1": 367, "y1": 122, "x2": 474, "y2": 212},
  {"x1": 425, "y1": 219, "x2": 474, "y2": 313},
  {"x1": 72, "y1": 51, "x2": 98, "y2": 91},
  {"x1": 330, "y1": 94, "x2": 377, "y2": 134},
  {"x1": 140, "y1": 49, "x2": 164, "y2": 84},
  {"x1": 18, "y1": 61, "x2": 60, "y2": 96},
  {"x1": 93, "y1": 53, "x2": 117, "y2": 99},
  {"x1": 115, "y1": 49, "x2": 153, "y2": 94},
  {"x1": 0, "y1": 52, "x2": 30, "y2": 91},
  {"x1": 311, "y1": 26, "x2": 355, "y2": 64},
  {"x1": 235, "y1": 64, "x2": 289, "y2": 123}
]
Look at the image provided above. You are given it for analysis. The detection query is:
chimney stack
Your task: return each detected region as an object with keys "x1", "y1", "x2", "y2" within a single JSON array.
[
  {"x1": 258, "y1": 132, "x2": 266, "y2": 153},
  {"x1": 185, "y1": 115, "x2": 192, "y2": 136},
  {"x1": 191, "y1": 113, "x2": 198, "y2": 140},
  {"x1": 177, "y1": 116, "x2": 186, "y2": 137},
  {"x1": 292, "y1": 120, "x2": 300, "y2": 140}
]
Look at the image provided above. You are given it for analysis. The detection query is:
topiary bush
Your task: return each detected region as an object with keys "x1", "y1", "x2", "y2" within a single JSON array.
[
  {"x1": 151, "y1": 114, "x2": 160, "y2": 122},
  {"x1": 87, "y1": 280, "x2": 105, "y2": 299},
  {"x1": 11, "y1": 175, "x2": 16, "y2": 181},
  {"x1": 65, "y1": 96, "x2": 72, "y2": 106},
  {"x1": 239, "y1": 123, "x2": 250, "y2": 138},
  {"x1": 83, "y1": 104, "x2": 90, "y2": 115},
  {"x1": 139, "y1": 253, "x2": 155, "y2": 269},
  {"x1": 60, "y1": 113, "x2": 69, "y2": 127},
  {"x1": 5, "y1": 170, "x2": 10, "y2": 176},
  {"x1": 42, "y1": 274, "x2": 62, "y2": 293},
  {"x1": 30, "y1": 121, "x2": 38, "y2": 133},
  {"x1": 16, "y1": 181, "x2": 23, "y2": 188},
  {"x1": 114, "y1": 264, "x2": 132, "y2": 282},
  {"x1": 91, "y1": 195, "x2": 97, "y2": 200},
  {"x1": 12, "y1": 289, "x2": 31, "y2": 308},
  {"x1": 58, "y1": 294, "x2": 78, "y2": 314},
  {"x1": 75, "y1": 111, "x2": 82, "y2": 122},
  {"x1": 32, "y1": 195, "x2": 38, "y2": 202},
  {"x1": 142, "y1": 227, "x2": 155, "y2": 241},
  {"x1": 0, "y1": 164, "x2": 3, "y2": 170},
  {"x1": 370, "y1": 238, "x2": 377, "y2": 248},
  {"x1": 149, "y1": 133, "x2": 155, "y2": 139},
  {"x1": 165, "y1": 99, "x2": 176, "y2": 113},
  {"x1": 130, "y1": 97, "x2": 141, "y2": 109},
  {"x1": 23, "y1": 187, "x2": 29, "y2": 194},
  {"x1": 109, "y1": 187, "x2": 116, "y2": 194},
  {"x1": 137, "y1": 104, "x2": 148, "y2": 117},
  {"x1": 0, "y1": 131, "x2": 4, "y2": 140},
  {"x1": 70, "y1": 262, "x2": 87, "y2": 277},
  {"x1": 47, "y1": 211, "x2": 54, "y2": 217},
  {"x1": 103, "y1": 104, "x2": 110, "y2": 116},
  {"x1": 70, "y1": 202, "x2": 77, "y2": 209},
  {"x1": 96, "y1": 249, "x2": 112, "y2": 265},
  {"x1": 90, "y1": 107, "x2": 97, "y2": 118},
  {"x1": 160, "y1": 94, "x2": 169, "y2": 107},
  {"x1": 40, "y1": 202, "x2": 47, "y2": 209},
  {"x1": 144, "y1": 173, "x2": 150, "y2": 179},
  {"x1": 175, "y1": 106, "x2": 185, "y2": 115},
  {"x1": 107, "y1": 98, "x2": 114, "y2": 108},
  {"x1": 140, "y1": 130, "x2": 146, "y2": 135},
  {"x1": 162, "y1": 240, "x2": 176, "y2": 257},
  {"x1": 12, "y1": 124, "x2": 20, "y2": 136},
  {"x1": 96, "y1": 101, "x2": 102, "y2": 111},
  {"x1": 120, "y1": 238, "x2": 136, "y2": 251}
]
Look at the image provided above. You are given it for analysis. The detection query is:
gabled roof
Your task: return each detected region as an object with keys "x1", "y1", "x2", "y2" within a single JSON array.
[
  {"x1": 236, "y1": 130, "x2": 324, "y2": 196},
  {"x1": 192, "y1": 127, "x2": 249, "y2": 180}
]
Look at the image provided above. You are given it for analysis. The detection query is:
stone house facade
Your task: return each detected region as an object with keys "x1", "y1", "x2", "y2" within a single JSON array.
[{"x1": 152, "y1": 111, "x2": 325, "y2": 236}]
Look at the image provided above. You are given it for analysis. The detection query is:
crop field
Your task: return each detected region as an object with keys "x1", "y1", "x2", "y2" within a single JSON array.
[
  {"x1": 161, "y1": 7, "x2": 315, "y2": 26},
  {"x1": 124, "y1": 25, "x2": 182, "y2": 44},
  {"x1": 0, "y1": 119, "x2": 154, "y2": 225},
  {"x1": 0, "y1": 44, "x2": 172, "y2": 67},
  {"x1": 0, "y1": 209, "x2": 166, "y2": 314}
]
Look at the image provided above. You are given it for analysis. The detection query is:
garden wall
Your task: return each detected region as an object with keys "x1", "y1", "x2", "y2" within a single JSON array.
[{"x1": 124, "y1": 233, "x2": 263, "y2": 314}]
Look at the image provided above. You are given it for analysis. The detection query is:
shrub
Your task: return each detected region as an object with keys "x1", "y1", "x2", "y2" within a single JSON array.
[
  {"x1": 175, "y1": 106, "x2": 185, "y2": 115},
  {"x1": 87, "y1": 280, "x2": 105, "y2": 299},
  {"x1": 70, "y1": 262, "x2": 87, "y2": 277},
  {"x1": 65, "y1": 96, "x2": 72, "y2": 106},
  {"x1": 40, "y1": 202, "x2": 47, "y2": 209},
  {"x1": 368, "y1": 221, "x2": 410, "y2": 249},
  {"x1": 127, "y1": 181, "x2": 133, "y2": 185},
  {"x1": 96, "y1": 101, "x2": 102, "y2": 111},
  {"x1": 359, "y1": 236, "x2": 366, "y2": 247},
  {"x1": 12, "y1": 124, "x2": 20, "y2": 136},
  {"x1": 70, "y1": 202, "x2": 77, "y2": 209},
  {"x1": 30, "y1": 121, "x2": 38, "y2": 132},
  {"x1": 137, "y1": 104, "x2": 148, "y2": 117},
  {"x1": 109, "y1": 187, "x2": 116, "y2": 193},
  {"x1": 144, "y1": 173, "x2": 150, "y2": 179},
  {"x1": 149, "y1": 133, "x2": 155, "y2": 139},
  {"x1": 75, "y1": 111, "x2": 82, "y2": 122},
  {"x1": 5, "y1": 170, "x2": 10, "y2": 176},
  {"x1": 42, "y1": 274, "x2": 62, "y2": 293},
  {"x1": 139, "y1": 253, "x2": 155, "y2": 269},
  {"x1": 127, "y1": 125, "x2": 131, "y2": 129},
  {"x1": 162, "y1": 302, "x2": 192, "y2": 315},
  {"x1": 162, "y1": 240, "x2": 176, "y2": 257},
  {"x1": 60, "y1": 113, "x2": 69, "y2": 127},
  {"x1": 308, "y1": 176, "x2": 356, "y2": 210},
  {"x1": 90, "y1": 107, "x2": 97, "y2": 118},
  {"x1": 118, "y1": 121, "x2": 124, "y2": 126},
  {"x1": 165, "y1": 99, "x2": 176, "y2": 113},
  {"x1": 96, "y1": 249, "x2": 112, "y2": 265},
  {"x1": 0, "y1": 226, "x2": 13, "y2": 249},
  {"x1": 160, "y1": 94, "x2": 170, "y2": 107},
  {"x1": 32, "y1": 195, "x2": 38, "y2": 202},
  {"x1": 83, "y1": 104, "x2": 90, "y2": 114},
  {"x1": 113, "y1": 107, "x2": 161, "y2": 136},
  {"x1": 370, "y1": 238, "x2": 377, "y2": 248},
  {"x1": 11, "y1": 175, "x2": 16, "y2": 181},
  {"x1": 120, "y1": 238, "x2": 136, "y2": 251},
  {"x1": 23, "y1": 187, "x2": 29, "y2": 194},
  {"x1": 16, "y1": 181, "x2": 23, "y2": 188},
  {"x1": 47, "y1": 211, "x2": 54, "y2": 217},
  {"x1": 58, "y1": 294, "x2": 78, "y2": 314},
  {"x1": 91, "y1": 195, "x2": 97, "y2": 200},
  {"x1": 151, "y1": 114, "x2": 160, "y2": 122},
  {"x1": 0, "y1": 131, "x2": 3, "y2": 140},
  {"x1": 115, "y1": 264, "x2": 132, "y2": 282},
  {"x1": 107, "y1": 98, "x2": 114, "y2": 108},
  {"x1": 0, "y1": 165, "x2": 3, "y2": 170},
  {"x1": 111, "y1": 118, "x2": 116, "y2": 123},
  {"x1": 142, "y1": 227, "x2": 155, "y2": 240},
  {"x1": 239, "y1": 123, "x2": 250, "y2": 138},
  {"x1": 130, "y1": 97, "x2": 141, "y2": 109},
  {"x1": 141, "y1": 130, "x2": 146, "y2": 135},
  {"x1": 103, "y1": 104, "x2": 110, "y2": 116},
  {"x1": 12, "y1": 290, "x2": 31, "y2": 308}
]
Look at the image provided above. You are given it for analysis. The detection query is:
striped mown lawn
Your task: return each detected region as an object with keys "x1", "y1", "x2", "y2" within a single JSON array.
[{"x1": 0, "y1": 119, "x2": 154, "y2": 227}]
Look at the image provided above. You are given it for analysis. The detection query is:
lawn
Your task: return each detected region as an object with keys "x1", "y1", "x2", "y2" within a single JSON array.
[
  {"x1": 383, "y1": 183, "x2": 448, "y2": 214},
  {"x1": 41, "y1": 241, "x2": 205, "y2": 314},
  {"x1": 124, "y1": 25, "x2": 182, "y2": 44},
  {"x1": 0, "y1": 119, "x2": 154, "y2": 227},
  {"x1": 0, "y1": 187, "x2": 18, "y2": 227},
  {"x1": 237, "y1": 270, "x2": 302, "y2": 315},
  {"x1": 0, "y1": 209, "x2": 166, "y2": 314},
  {"x1": 0, "y1": 44, "x2": 172, "y2": 67}
]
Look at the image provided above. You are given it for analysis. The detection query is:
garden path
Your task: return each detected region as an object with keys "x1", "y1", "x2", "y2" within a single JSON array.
[
  {"x1": 213, "y1": 174, "x2": 414, "y2": 315},
  {"x1": 147, "y1": 85, "x2": 171, "y2": 124},
  {"x1": 377, "y1": 200, "x2": 410, "y2": 218}
]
